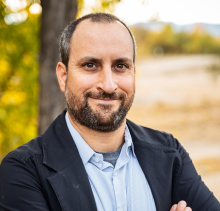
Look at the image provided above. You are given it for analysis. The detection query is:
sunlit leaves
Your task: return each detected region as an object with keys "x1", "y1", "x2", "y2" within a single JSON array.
[
  {"x1": 0, "y1": 1, "x2": 39, "y2": 158},
  {"x1": 78, "y1": 0, "x2": 121, "y2": 16}
]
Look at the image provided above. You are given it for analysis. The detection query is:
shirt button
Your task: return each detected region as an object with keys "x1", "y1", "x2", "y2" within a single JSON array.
[
  {"x1": 94, "y1": 157, "x2": 99, "y2": 162},
  {"x1": 114, "y1": 171, "x2": 117, "y2": 176}
]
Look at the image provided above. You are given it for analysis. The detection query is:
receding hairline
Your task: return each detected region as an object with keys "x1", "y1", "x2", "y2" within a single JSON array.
[{"x1": 69, "y1": 18, "x2": 134, "y2": 55}]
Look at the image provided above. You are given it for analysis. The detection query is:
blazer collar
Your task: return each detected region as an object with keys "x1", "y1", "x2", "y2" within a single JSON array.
[
  {"x1": 42, "y1": 110, "x2": 80, "y2": 171},
  {"x1": 126, "y1": 119, "x2": 168, "y2": 146}
]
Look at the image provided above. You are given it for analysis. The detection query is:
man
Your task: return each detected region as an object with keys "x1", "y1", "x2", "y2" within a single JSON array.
[{"x1": 0, "y1": 13, "x2": 219, "y2": 211}]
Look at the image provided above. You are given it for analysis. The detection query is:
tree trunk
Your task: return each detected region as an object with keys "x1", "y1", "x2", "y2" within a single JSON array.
[{"x1": 39, "y1": 0, "x2": 77, "y2": 135}]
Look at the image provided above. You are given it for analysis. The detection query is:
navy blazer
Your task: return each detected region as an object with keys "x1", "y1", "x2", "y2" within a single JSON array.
[{"x1": 0, "y1": 110, "x2": 220, "y2": 211}]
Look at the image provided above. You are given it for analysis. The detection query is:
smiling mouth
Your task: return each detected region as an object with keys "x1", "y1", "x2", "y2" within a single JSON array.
[
  {"x1": 86, "y1": 91, "x2": 124, "y2": 104},
  {"x1": 89, "y1": 97, "x2": 118, "y2": 103}
]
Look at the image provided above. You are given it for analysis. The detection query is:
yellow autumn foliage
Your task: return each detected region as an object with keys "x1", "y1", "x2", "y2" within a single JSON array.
[{"x1": 1, "y1": 91, "x2": 26, "y2": 105}]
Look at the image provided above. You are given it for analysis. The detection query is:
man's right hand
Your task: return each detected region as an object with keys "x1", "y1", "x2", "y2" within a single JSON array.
[{"x1": 170, "y1": 201, "x2": 192, "y2": 211}]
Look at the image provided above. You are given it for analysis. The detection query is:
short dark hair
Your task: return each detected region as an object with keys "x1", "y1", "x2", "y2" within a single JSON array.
[{"x1": 59, "y1": 13, "x2": 136, "y2": 68}]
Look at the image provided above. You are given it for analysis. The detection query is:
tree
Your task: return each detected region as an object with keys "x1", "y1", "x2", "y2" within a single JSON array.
[{"x1": 38, "y1": 0, "x2": 77, "y2": 134}]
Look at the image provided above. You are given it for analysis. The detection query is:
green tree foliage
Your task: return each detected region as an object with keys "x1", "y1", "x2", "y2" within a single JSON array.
[
  {"x1": 131, "y1": 24, "x2": 220, "y2": 57},
  {"x1": 0, "y1": 1, "x2": 40, "y2": 159}
]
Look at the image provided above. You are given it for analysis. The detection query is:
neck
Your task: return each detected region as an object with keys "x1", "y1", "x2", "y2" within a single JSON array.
[{"x1": 68, "y1": 112, "x2": 126, "y2": 153}]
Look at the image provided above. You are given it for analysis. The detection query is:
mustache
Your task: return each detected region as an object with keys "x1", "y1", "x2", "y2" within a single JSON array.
[{"x1": 85, "y1": 91, "x2": 125, "y2": 100}]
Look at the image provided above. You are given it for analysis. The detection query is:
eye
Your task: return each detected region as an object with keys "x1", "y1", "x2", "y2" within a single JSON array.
[
  {"x1": 82, "y1": 62, "x2": 99, "y2": 72},
  {"x1": 86, "y1": 63, "x2": 95, "y2": 68},
  {"x1": 116, "y1": 64, "x2": 127, "y2": 70}
]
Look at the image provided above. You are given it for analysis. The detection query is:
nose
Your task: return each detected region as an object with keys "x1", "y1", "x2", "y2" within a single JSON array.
[{"x1": 97, "y1": 66, "x2": 118, "y2": 94}]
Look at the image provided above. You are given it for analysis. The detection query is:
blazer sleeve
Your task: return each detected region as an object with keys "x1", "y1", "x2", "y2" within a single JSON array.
[
  {"x1": 170, "y1": 135, "x2": 220, "y2": 211},
  {"x1": 0, "y1": 152, "x2": 50, "y2": 211}
]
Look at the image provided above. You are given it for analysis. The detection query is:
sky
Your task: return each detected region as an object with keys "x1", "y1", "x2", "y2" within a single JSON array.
[{"x1": 84, "y1": 0, "x2": 220, "y2": 25}]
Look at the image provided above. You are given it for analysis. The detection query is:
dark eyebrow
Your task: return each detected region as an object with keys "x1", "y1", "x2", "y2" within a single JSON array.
[
  {"x1": 78, "y1": 56, "x2": 102, "y2": 64},
  {"x1": 113, "y1": 57, "x2": 132, "y2": 64},
  {"x1": 78, "y1": 57, "x2": 133, "y2": 64}
]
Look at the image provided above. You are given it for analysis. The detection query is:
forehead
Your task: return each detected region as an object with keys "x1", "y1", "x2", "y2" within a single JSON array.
[{"x1": 69, "y1": 19, "x2": 133, "y2": 59}]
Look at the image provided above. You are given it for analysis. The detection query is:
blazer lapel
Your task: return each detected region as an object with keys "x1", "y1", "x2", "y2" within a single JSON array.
[
  {"x1": 127, "y1": 120, "x2": 181, "y2": 211},
  {"x1": 43, "y1": 110, "x2": 97, "y2": 211},
  {"x1": 47, "y1": 158, "x2": 97, "y2": 211}
]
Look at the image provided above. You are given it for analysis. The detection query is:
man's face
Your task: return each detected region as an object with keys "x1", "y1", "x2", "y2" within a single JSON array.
[{"x1": 63, "y1": 19, "x2": 135, "y2": 132}]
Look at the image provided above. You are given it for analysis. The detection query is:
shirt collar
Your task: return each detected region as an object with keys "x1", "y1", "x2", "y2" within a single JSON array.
[
  {"x1": 124, "y1": 124, "x2": 136, "y2": 157},
  {"x1": 65, "y1": 112, "x2": 136, "y2": 166}
]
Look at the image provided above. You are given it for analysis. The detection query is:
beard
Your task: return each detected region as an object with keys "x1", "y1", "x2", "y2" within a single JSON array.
[{"x1": 65, "y1": 83, "x2": 135, "y2": 132}]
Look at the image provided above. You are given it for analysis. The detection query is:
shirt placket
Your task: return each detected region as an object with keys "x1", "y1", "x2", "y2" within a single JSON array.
[
  {"x1": 113, "y1": 169, "x2": 123, "y2": 211},
  {"x1": 113, "y1": 145, "x2": 131, "y2": 211}
]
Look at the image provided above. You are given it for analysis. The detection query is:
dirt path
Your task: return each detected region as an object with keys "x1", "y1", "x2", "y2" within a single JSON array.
[{"x1": 134, "y1": 55, "x2": 220, "y2": 105}]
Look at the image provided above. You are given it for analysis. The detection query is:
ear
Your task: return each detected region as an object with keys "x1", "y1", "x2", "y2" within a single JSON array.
[{"x1": 56, "y1": 62, "x2": 67, "y2": 93}]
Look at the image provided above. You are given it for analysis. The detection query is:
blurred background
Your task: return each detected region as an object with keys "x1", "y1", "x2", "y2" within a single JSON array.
[{"x1": 0, "y1": 0, "x2": 220, "y2": 200}]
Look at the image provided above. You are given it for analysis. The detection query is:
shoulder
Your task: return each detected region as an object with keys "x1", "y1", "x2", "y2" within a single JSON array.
[
  {"x1": 0, "y1": 135, "x2": 45, "y2": 197},
  {"x1": 1, "y1": 111, "x2": 66, "y2": 165},
  {"x1": 1, "y1": 135, "x2": 44, "y2": 167},
  {"x1": 127, "y1": 119, "x2": 192, "y2": 175}
]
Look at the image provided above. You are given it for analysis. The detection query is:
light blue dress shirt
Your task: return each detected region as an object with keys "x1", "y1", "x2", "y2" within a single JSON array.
[{"x1": 65, "y1": 113, "x2": 157, "y2": 211}]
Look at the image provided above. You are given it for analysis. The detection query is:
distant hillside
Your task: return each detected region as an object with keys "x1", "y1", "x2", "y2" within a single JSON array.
[{"x1": 132, "y1": 22, "x2": 220, "y2": 37}]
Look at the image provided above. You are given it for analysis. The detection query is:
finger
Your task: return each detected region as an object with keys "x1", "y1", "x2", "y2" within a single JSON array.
[
  {"x1": 170, "y1": 204, "x2": 177, "y2": 210},
  {"x1": 176, "y1": 201, "x2": 187, "y2": 211},
  {"x1": 184, "y1": 207, "x2": 192, "y2": 211}
]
